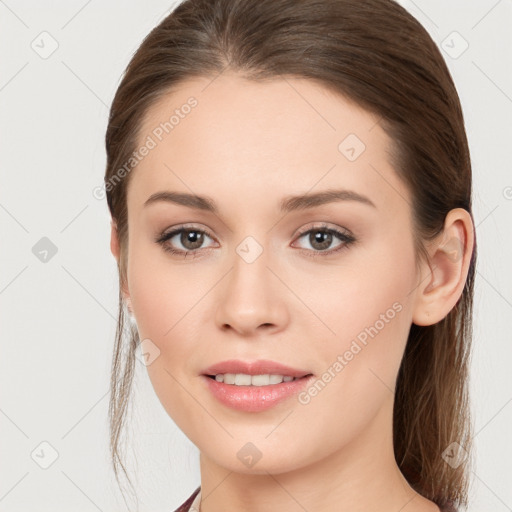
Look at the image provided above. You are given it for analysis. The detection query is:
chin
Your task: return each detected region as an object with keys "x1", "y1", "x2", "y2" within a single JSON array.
[{"x1": 199, "y1": 440, "x2": 316, "y2": 476}]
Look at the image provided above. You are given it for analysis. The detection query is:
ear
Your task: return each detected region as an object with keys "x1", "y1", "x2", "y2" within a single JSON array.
[
  {"x1": 412, "y1": 208, "x2": 474, "y2": 326},
  {"x1": 110, "y1": 218, "x2": 132, "y2": 310}
]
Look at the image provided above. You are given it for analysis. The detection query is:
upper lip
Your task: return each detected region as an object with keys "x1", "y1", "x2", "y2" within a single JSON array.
[{"x1": 202, "y1": 359, "x2": 312, "y2": 378}]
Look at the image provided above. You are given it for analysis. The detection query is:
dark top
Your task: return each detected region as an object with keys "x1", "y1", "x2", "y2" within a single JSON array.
[
  {"x1": 172, "y1": 486, "x2": 200, "y2": 512},
  {"x1": 172, "y1": 486, "x2": 458, "y2": 511}
]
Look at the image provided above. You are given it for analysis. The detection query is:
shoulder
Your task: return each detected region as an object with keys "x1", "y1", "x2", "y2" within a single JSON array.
[{"x1": 171, "y1": 486, "x2": 201, "y2": 512}]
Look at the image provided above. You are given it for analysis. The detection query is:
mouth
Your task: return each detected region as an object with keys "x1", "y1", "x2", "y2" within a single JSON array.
[
  {"x1": 201, "y1": 359, "x2": 312, "y2": 380},
  {"x1": 200, "y1": 361, "x2": 315, "y2": 412},
  {"x1": 204, "y1": 373, "x2": 311, "y2": 386}
]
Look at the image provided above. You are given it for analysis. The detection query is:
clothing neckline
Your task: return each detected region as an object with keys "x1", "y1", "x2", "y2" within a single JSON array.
[{"x1": 189, "y1": 489, "x2": 201, "y2": 511}]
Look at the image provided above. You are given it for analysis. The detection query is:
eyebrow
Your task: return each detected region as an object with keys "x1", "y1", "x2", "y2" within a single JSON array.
[{"x1": 143, "y1": 188, "x2": 376, "y2": 213}]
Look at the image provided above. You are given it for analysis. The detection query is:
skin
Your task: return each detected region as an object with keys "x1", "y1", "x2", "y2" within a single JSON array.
[{"x1": 110, "y1": 71, "x2": 474, "y2": 512}]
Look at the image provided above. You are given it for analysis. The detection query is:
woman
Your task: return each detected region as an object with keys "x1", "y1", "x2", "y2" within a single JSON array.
[{"x1": 104, "y1": 0, "x2": 476, "y2": 510}]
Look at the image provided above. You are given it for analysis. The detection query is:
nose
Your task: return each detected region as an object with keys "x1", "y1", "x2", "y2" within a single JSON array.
[{"x1": 214, "y1": 244, "x2": 289, "y2": 337}]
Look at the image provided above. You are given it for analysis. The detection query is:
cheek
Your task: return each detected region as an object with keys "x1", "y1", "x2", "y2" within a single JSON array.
[
  {"x1": 126, "y1": 242, "x2": 216, "y2": 394},
  {"x1": 313, "y1": 235, "x2": 417, "y2": 387},
  {"x1": 127, "y1": 239, "x2": 205, "y2": 341}
]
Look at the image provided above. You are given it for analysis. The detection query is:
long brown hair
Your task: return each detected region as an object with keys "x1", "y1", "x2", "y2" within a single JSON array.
[{"x1": 104, "y1": 0, "x2": 477, "y2": 509}]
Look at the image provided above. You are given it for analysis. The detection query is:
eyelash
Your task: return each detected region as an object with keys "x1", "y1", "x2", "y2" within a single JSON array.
[{"x1": 155, "y1": 223, "x2": 356, "y2": 259}]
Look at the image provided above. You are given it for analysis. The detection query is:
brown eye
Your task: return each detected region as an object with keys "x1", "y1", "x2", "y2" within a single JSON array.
[
  {"x1": 178, "y1": 229, "x2": 205, "y2": 250},
  {"x1": 292, "y1": 225, "x2": 356, "y2": 257},
  {"x1": 307, "y1": 229, "x2": 334, "y2": 251},
  {"x1": 156, "y1": 226, "x2": 216, "y2": 256}
]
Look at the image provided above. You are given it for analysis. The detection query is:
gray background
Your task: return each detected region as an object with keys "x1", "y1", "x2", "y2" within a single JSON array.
[{"x1": 0, "y1": 0, "x2": 511, "y2": 510}]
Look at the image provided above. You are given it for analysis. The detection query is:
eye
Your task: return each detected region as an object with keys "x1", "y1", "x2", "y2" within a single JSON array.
[
  {"x1": 155, "y1": 225, "x2": 217, "y2": 257},
  {"x1": 291, "y1": 223, "x2": 356, "y2": 257}
]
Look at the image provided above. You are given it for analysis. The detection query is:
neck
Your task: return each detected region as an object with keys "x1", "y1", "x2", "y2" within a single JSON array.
[{"x1": 197, "y1": 398, "x2": 439, "y2": 512}]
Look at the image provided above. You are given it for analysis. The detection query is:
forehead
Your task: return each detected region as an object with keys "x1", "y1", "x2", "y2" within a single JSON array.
[{"x1": 129, "y1": 72, "x2": 410, "y2": 215}]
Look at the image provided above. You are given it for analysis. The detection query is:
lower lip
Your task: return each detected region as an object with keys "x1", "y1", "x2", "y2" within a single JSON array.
[{"x1": 202, "y1": 375, "x2": 314, "y2": 412}]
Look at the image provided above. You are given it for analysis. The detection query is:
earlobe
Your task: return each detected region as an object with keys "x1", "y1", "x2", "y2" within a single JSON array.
[{"x1": 412, "y1": 208, "x2": 474, "y2": 326}]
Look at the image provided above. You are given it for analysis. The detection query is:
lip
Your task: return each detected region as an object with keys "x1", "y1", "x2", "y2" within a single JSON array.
[
  {"x1": 201, "y1": 359, "x2": 314, "y2": 412},
  {"x1": 202, "y1": 359, "x2": 311, "y2": 378}
]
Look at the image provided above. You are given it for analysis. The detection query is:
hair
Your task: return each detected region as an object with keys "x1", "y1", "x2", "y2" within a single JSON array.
[{"x1": 104, "y1": 0, "x2": 477, "y2": 509}]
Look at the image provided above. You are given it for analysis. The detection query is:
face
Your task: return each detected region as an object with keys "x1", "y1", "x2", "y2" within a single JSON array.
[{"x1": 119, "y1": 72, "x2": 422, "y2": 475}]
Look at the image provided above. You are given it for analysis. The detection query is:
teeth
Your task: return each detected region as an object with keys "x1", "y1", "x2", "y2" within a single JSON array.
[{"x1": 213, "y1": 373, "x2": 297, "y2": 386}]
